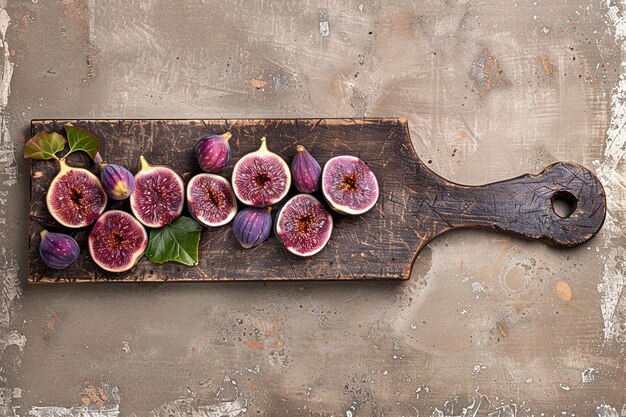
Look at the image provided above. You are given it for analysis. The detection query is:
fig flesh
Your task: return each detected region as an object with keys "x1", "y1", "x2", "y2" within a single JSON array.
[
  {"x1": 130, "y1": 156, "x2": 185, "y2": 228},
  {"x1": 100, "y1": 163, "x2": 135, "y2": 200},
  {"x1": 322, "y1": 156, "x2": 379, "y2": 215},
  {"x1": 88, "y1": 210, "x2": 148, "y2": 272},
  {"x1": 46, "y1": 158, "x2": 107, "y2": 228},
  {"x1": 187, "y1": 173, "x2": 237, "y2": 227},
  {"x1": 232, "y1": 137, "x2": 291, "y2": 207},
  {"x1": 275, "y1": 194, "x2": 333, "y2": 257},
  {"x1": 39, "y1": 230, "x2": 80, "y2": 269},
  {"x1": 232, "y1": 207, "x2": 272, "y2": 248},
  {"x1": 291, "y1": 145, "x2": 322, "y2": 193},
  {"x1": 195, "y1": 132, "x2": 232, "y2": 173}
]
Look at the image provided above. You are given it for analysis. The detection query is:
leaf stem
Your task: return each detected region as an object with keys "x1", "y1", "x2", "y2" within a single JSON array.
[{"x1": 62, "y1": 145, "x2": 78, "y2": 159}]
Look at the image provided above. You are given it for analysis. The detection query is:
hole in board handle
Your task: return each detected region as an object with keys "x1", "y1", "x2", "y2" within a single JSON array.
[{"x1": 552, "y1": 191, "x2": 577, "y2": 218}]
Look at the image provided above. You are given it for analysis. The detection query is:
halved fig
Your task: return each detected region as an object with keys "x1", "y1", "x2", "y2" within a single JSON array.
[
  {"x1": 187, "y1": 173, "x2": 237, "y2": 227},
  {"x1": 46, "y1": 158, "x2": 107, "y2": 228},
  {"x1": 130, "y1": 156, "x2": 185, "y2": 228},
  {"x1": 275, "y1": 194, "x2": 333, "y2": 257},
  {"x1": 88, "y1": 210, "x2": 148, "y2": 273},
  {"x1": 232, "y1": 137, "x2": 291, "y2": 207},
  {"x1": 322, "y1": 156, "x2": 379, "y2": 215}
]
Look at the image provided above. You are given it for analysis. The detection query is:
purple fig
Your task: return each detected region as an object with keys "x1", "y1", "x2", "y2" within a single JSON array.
[
  {"x1": 88, "y1": 210, "x2": 148, "y2": 272},
  {"x1": 322, "y1": 156, "x2": 379, "y2": 215},
  {"x1": 39, "y1": 230, "x2": 80, "y2": 269},
  {"x1": 100, "y1": 163, "x2": 135, "y2": 200},
  {"x1": 195, "y1": 132, "x2": 232, "y2": 173},
  {"x1": 275, "y1": 194, "x2": 333, "y2": 257},
  {"x1": 232, "y1": 137, "x2": 291, "y2": 207},
  {"x1": 232, "y1": 207, "x2": 272, "y2": 248},
  {"x1": 187, "y1": 173, "x2": 237, "y2": 227},
  {"x1": 130, "y1": 156, "x2": 185, "y2": 228},
  {"x1": 291, "y1": 145, "x2": 322, "y2": 193},
  {"x1": 46, "y1": 158, "x2": 107, "y2": 228}
]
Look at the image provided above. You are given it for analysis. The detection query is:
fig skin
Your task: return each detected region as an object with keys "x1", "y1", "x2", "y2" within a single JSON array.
[
  {"x1": 322, "y1": 155, "x2": 379, "y2": 216},
  {"x1": 130, "y1": 156, "x2": 185, "y2": 228},
  {"x1": 39, "y1": 230, "x2": 80, "y2": 269},
  {"x1": 232, "y1": 137, "x2": 291, "y2": 207},
  {"x1": 275, "y1": 194, "x2": 333, "y2": 257},
  {"x1": 88, "y1": 210, "x2": 148, "y2": 273},
  {"x1": 46, "y1": 158, "x2": 107, "y2": 228},
  {"x1": 291, "y1": 145, "x2": 322, "y2": 193},
  {"x1": 100, "y1": 163, "x2": 135, "y2": 200},
  {"x1": 187, "y1": 173, "x2": 237, "y2": 227},
  {"x1": 195, "y1": 132, "x2": 232, "y2": 173},
  {"x1": 232, "y1": 207, "x2": 272, "y2": 248}
]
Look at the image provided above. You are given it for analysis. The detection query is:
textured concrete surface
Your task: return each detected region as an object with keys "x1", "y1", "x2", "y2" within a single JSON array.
[{"x1": 1, "y1": 0, "x2": 625, "y2": 416}]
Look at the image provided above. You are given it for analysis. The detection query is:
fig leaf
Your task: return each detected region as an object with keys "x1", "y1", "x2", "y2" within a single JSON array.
[
  {"x1": 64, "y1": 125, "x2": 100, "y2": 161},
  {"x1": 145, "y1": 216, "x2": 202, "y2": 266},
  {"x1": 24, "y1": 132, "x2": 66, "y2": 160}
]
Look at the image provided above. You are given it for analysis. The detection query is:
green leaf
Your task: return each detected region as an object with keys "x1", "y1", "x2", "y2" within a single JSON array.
[
  {"x1": 64, "y1": 125, "x2": 100, "y2": 161},
  {"x1": 145, "y1": 216, "x2": 202, "y2": 266},
  {"x1": 24, "y1": 132, "x2": 66, "y2": 160}
]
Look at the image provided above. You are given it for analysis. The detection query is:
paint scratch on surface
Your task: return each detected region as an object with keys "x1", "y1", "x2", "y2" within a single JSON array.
[
  {"x1": 0, "y1": 329, "x2": 26, "y2": 352},
  {"x1": 598, "y1": 0, "x2": 626, "y2": 344},
  {"x1": 148, "y1": 397, "x2": 247, "y2": 417},
  {"x1": 0, "y1": 6, "x2": 23, "y2": 417},
  {"x1": 143, "y1": 374, "x2": 248, "y2": 417},
  {"x1": 431, "y1": 392, "x2": 516, "y2": 417},
  {"x1": 582, "y1": 368, "x2": 595, "y2": 384},
  {"x1": 319, "y1": 11, "x2": 329, "y2": 37},
  {"x1": 0, "y1": 240, "x2": 21, "y2": 415},
  {"x1": 469, "y1": 47, "x2": 510, "y2": 98},
  {"x1": 596, "y1": 404, "x2": 619, "y2": 417},
  {"x1": 29, "y1": 405, "x2": 120, "y2": 417},
  {"x1": 0, "y1": 5, "x2": 17, "y2": 188},
  {"x1": 319, "y1": 21, "x2": 329, "y2": 37},
  {"x1": 0, "y1": 388, "x2": 21, "y2": 416},
  {"x1": 471, "y1": 281, "x2": 485, "y2": 297},
  {"x1": 0, "y1": 249, "x2": 20, "y2": 328},
  {"x1": 29, "y1": 382, "x2": 121, "y2": 417},
  {"x1": 0, "y1": 4, "x2": 19, "y2": 329}
]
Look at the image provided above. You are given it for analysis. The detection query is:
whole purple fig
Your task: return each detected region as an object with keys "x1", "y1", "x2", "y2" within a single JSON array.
[
  {"x1": 195, "y1": 132, "x2": 232, "y2": 173},
  {"x1": 100, "y1": 163, "x2": 135, "y2": 200},
  {"x1": 291, "y1": 145, "x2": 322, "y2": 193},
  {"x1": 39, "y1": 230, "x2": 80, "y2": 269},
  {"x1": 232, "y1": 207, "x2": 272, "y2": 248}
]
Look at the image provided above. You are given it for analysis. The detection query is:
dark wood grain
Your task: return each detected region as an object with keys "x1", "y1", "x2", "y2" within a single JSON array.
[{"x1": 28, "y1": 119, "x2": 606, "y2": 283}]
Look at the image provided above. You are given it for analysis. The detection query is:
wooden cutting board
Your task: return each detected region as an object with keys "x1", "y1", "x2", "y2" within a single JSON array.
[{"x1": 28, "y1": 119, "x2": 606, "y2": 283}]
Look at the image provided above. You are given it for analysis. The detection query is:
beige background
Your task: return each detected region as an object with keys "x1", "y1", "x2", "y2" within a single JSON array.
[{"x1": 0, "y1": 0, "x2": 625, "y2": 416}]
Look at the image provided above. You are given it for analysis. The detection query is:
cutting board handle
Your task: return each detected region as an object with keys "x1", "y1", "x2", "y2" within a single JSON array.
[{"x1": 434, "y1": 162, "x2": 606, "y2": 247}]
